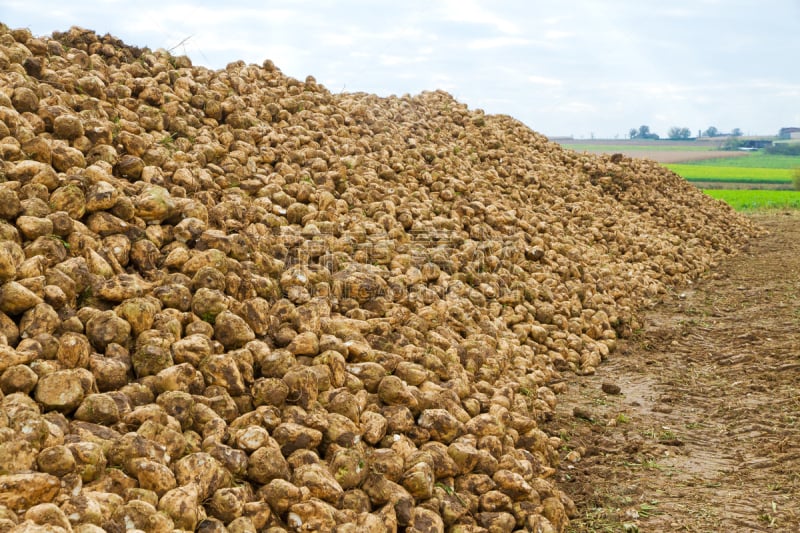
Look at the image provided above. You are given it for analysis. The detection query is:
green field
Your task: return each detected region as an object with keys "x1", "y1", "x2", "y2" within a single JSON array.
[
  {"x1": 704, "y1": 190, "x2": 800, "y2": 210},
  {"x1": 665, "y1": 164, "x2": 793, "y2": 184}
]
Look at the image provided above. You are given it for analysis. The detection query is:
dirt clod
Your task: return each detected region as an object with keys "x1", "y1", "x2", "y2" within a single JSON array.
[{"x1": 600, "y1": 382, "x2": 621, "y2": 395}]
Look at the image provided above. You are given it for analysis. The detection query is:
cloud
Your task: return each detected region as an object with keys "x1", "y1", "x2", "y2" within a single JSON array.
[
  {"x1": 467, "y1": 37, "x2": 532, "y2": 50},
  {"x1": 123, "y1": 5, "x2": 297, "y2": 35},
  {"x1": 378, "y1": 54, "x2": 428, "y2": 66},
  {"x1": 557, "y1": 101, "x2": 596, "y2": 114},
  {"x1": 528, "y1": 76, "x2": 563, "y2": 87},
  {"x1": 438, "y1": 0, "x2": 521, "y2": 35},
  {"x1": 656, "y1": 7, "x2": 694, "y2": 17},
  {"x1": 319, "y1": 32, "x2": 356, "y2": 47},
  {"x1": 543, "y1": 30, "x2": 573, "y2": 40}
]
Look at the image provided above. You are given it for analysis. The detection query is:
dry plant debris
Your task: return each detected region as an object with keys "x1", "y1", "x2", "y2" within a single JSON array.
[{"x1": 0, "y1": 25, "x2": 760, "y2": 533}]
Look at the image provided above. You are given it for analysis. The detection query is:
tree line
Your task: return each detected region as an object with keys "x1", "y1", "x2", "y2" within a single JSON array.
[{"x1": 629, "y1": 125, "x2": 743, "y2": 140}]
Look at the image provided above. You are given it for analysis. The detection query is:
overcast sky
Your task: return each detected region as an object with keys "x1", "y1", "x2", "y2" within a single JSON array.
[{"x1": 4, "y1": 0, "x2": 799, "y2": 138}]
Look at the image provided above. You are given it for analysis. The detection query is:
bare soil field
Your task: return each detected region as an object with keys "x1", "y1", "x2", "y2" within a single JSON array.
[
  {"x1": 550, "y1": 212, "x2": 800, "y2": 532},
  {"x1": 632, "y1": 151, "x2": 752, "y2": 164},
  {"x1": 692, "y1": 181, "x2": 794, "y2": 191},
  {"x1": 576, "y1": 150, "x2": 752, "y2": 164},
  {"x1": 557, "y1": 139, "x2": 730, "y2": 148}
]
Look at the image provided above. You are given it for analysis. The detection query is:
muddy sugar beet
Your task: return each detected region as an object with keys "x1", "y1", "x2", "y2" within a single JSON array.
[{"x1": 0, "y1": 24, "x2": 759, "y2": 532}]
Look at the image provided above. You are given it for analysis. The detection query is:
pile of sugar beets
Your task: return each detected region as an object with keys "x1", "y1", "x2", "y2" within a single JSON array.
[{"x1": 0, "y1": 25, "x2": 759, "y2": 533}]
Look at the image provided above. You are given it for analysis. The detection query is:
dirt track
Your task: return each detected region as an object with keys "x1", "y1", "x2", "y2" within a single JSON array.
[{"x1": 551, "y1": 212, "x2": 800, "y2": 532}]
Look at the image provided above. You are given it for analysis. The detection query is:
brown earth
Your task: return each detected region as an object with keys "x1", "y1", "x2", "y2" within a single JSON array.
[
  {"x1": 691, "y1": 181, "x2": 794, "y2": 191},
  {"x1": 566, "y1": 150, "x2": 752, "y2": 164},
  {"x1": 550, "y1": 212, "x2": 800, "y2": 532},
  {"x1": 628, "y1": 151, "x2": 752, "y2": 164}
]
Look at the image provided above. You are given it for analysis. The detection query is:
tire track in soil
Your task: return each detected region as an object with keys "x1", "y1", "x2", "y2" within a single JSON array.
[{"x1": 549, "y1": 212, "x2": 800, "y2": 532}]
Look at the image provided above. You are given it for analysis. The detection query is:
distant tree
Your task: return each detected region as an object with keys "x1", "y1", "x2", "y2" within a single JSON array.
[
  {"x1": 668, "y1": 126, "x2": 692, "y2": 140},
  {"x1": 630, "y1": 125, "x2": 659, "y2": 140},
  {"x1": 766, "y1": 143, "x2": 800, "y2": 156},
  {"x1": 704, "y1": 126, "x2": 719, "y2": 137},
  {"x1": 721, "y1": 138, "x2": 743, "y2": 151},
  {"x1": 731, "y1": 128, "x2": 742, "y2": 137}
]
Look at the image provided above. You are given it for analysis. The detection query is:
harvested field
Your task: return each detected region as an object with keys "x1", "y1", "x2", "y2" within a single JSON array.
[
  {"x1": 0, "y1": 25, "x2": 763, "y2": 532},
  {"x1": 555, "y1": 140, "x2": 754, "y2": 164},
  {"x1": 551, "y1": 212, "x2": 800, "y2": 532},
  {"x1": 642, "y1": 150, "x2": 751, "y2": 164},
  {"x1": 697, "y1": 181, "x2": 794, "y2": 191},
  {"x1": 565, "y1": 148, "x2": 752, "y2": 164}
]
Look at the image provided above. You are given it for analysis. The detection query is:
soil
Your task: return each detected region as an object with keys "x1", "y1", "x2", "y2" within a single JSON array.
[
  {"x1": 559, "y1": 147, "x2": 752, "y2": 164},
  {"x1": 690, "y1": 181, "x2": 793, "y2": 191},
  {"x1": 597, "y1": 151, "x2": 751, "y2": 164},
  {"x1": 550, "y1": 212, "x2": 800, "y2": 532}
]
